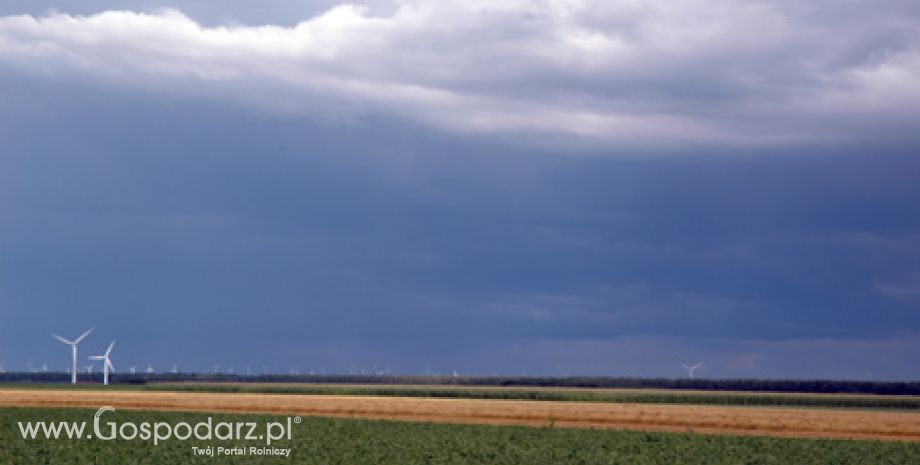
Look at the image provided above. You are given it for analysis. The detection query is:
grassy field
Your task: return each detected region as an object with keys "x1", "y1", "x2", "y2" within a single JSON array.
[
  {"x1": 2, "y1": 407, "x2": 920, "y2": 464},
  {"x1": 138, "y1": 382, "x2": 920, "y2": 410}
]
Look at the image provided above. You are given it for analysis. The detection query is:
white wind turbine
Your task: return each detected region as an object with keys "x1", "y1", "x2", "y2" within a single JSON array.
[
  {"x1": 681, "y1": 362, "x2": 703, "y2": 380},
  {"x1": 52, "y1": 327, "x2": 94, "y2": 384},
  {"x1": 129, "y1": 365, "x2": 137, "y2": 375},
  {"x1": 88, "y1": 341, "x2": 115, "y2": 386},
  {"x1": 170, "y1": 364, "x2": 178, "y2": 374},
  {"x1": 41, "y1": 361, "x2": 48, "y2": 372},
  {"x1": 146, "y1": 363, "x2": 154, "y2": 374}
]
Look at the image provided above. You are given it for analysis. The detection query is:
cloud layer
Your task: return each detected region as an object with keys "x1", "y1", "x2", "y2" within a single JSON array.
[
  {"x1": 0, "y1": 0, "x2": 918, "y2": 148},
  {"x1": 2, "y1": 36, "x2": 920, "y2": 377}
]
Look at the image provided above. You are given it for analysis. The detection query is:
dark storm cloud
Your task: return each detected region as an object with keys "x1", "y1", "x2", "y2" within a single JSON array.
[
  {"x1": 1, "y1": 71, "x2": 919, "y2": 376},
  {"x1": 1, "y1": 1, "x2": 919, "y2": 378}
]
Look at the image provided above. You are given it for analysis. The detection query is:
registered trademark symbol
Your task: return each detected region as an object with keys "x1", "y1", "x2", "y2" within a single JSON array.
[{"x1": 294, "y1": 416, "x2": 302, "y2": 424}]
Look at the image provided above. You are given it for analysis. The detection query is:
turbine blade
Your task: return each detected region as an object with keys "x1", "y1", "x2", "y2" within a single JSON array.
[
  {"x1": 105, "y1": 341, "x2": 115, "y2": 356},
  {"x1": 107, "y1": 359, "x2": 114, "y2": 371},
  {"x1": 73, "y1": 327, "x2": 94, "y2": 344},
  {"x1": 52, "y1": 334, "x2": 73, "y2": 345},
  {"x1": 88, "y1": 356, "x2": 104, "y2": 360}
]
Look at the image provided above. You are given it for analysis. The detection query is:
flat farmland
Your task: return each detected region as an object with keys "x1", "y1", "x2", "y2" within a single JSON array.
[
  {"x1": 1, "y1": 388, "x2": 919, "y2": 441},
  {"x1": 5, "y1": 408, "x2": 920, "y2": 465},
  {"x1": 144, "y1": 382, "x2": 920, "y2": 409}
]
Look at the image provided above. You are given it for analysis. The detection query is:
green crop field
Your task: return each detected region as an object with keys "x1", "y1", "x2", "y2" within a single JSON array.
[{"x1": 1, "y1": 407, "x2": 918, "y2": 464}]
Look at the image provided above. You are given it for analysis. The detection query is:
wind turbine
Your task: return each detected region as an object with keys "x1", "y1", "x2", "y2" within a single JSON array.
[
  {"x1": 52, "y1": 327, "x2": 94, "y2": 384},
  {"x1": 88, "y1": 341, "x2": 115, "y2": 385},
  {"x1": 129, "y1": 365, "x2": 137, "y2": 375},
  {"x1": 41, "y1": 361, "x2": 49, "y2": 372},
  {"x1": 681, "y1": 362, "x2": 703, "y2": 380},
  {"x1": 146, "y1": 363, "x2": 154, "y2": 374},
  {"x1": 170, "y1": 364, "x2": 178, "y2": 374},
  {"x1": 85, "y1": 365, "x2": 94, "y2": 375}
]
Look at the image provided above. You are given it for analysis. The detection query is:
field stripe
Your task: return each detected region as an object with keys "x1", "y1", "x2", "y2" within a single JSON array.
[{"x1": 2, "y1": 389, "x2": 919, "y2": 441}]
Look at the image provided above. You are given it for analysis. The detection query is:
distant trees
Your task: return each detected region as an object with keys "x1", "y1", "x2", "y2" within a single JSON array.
[{"x1": 2, "y1": 372, "x2": 919, "y2": 395}]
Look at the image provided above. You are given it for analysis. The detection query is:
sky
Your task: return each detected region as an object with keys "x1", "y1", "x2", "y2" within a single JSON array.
[{"x1": 0, "y1": 0, "x2": 919, "y2": 379}]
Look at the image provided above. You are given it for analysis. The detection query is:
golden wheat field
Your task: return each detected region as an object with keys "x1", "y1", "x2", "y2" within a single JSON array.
[{"x1": 1, "y1": 389, "x2": 919, "y2": 442}]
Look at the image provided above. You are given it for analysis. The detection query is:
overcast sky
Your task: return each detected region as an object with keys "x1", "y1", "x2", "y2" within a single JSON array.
[{"x1": 1, "y1": 0, "x2": 919, "y2": 379}]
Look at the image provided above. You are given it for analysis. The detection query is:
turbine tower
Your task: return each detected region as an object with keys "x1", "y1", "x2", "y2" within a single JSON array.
[
  {"x1": 52, "y1": 327, "x2": 94, "y2": 384},
  {"x1": 129, "y1": 365, "x2": 137, "y2": 375},
  {"x1": 146, "y1": 363, "x2": 154, "y2": 374},
  {"x1": 88, "y1": 341, "x2": 115, "y2": 386},
  {"x1": 681, "y1": 362, "x2": 703, "y2": 380}
]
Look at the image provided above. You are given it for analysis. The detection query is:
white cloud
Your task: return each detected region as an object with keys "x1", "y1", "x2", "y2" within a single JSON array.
[{"x1": 0, "y1": 0, "x2": 918, "y2": 148}]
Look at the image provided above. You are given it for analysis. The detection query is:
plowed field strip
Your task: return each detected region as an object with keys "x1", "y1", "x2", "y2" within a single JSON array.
[{"x1": 2, "y1": 389, "x2": 919, "y2": 441}]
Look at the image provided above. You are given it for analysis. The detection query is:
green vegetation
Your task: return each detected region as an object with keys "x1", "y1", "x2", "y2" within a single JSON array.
[
  {"x1": 142, "y1": 382, "x2": 920, "y2": 410},
  {"x1": 1, "y1": 407, "x2": 918, "y2": 464}
]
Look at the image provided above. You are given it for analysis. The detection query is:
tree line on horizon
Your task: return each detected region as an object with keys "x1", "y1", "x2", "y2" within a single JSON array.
[{"x1": 1, "y1": 372, "x2": 919, "y2": 395}]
